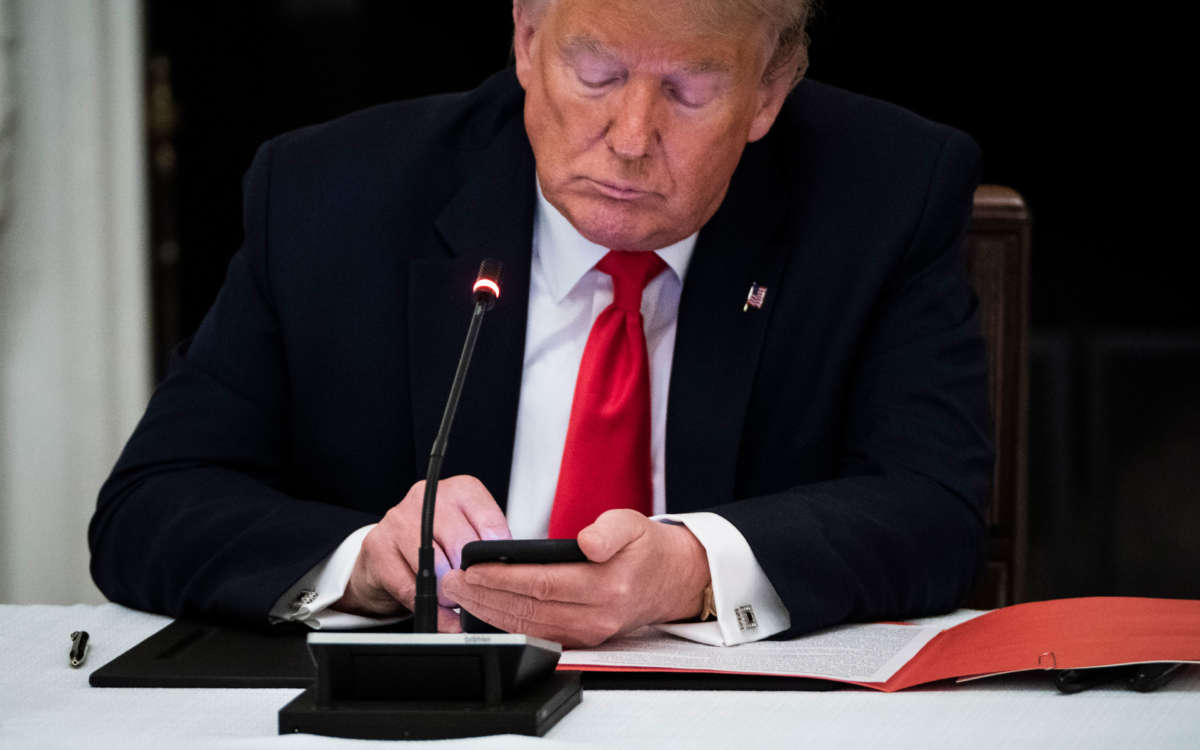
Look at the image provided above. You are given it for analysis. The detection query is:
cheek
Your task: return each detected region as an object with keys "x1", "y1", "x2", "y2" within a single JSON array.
[
  {"x1": 553, "y1": 96, "x2": 610, "y2": 151},
  {"x1": 664, "y1": 122, "x2": 746, "y2": 199},
  {"x1": 527, "y1": 83, "x2": 604, "y2": 164}
]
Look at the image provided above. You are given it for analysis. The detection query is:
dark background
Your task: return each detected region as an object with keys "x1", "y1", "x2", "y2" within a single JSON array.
[{"x1": 143, "y1": 1, "x2": 1198, "y2": 602}]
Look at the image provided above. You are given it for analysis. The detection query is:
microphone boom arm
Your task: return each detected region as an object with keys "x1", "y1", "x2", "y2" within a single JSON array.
[{"x1": 414, "y1": 262, "x2": 501, "y2": 633}]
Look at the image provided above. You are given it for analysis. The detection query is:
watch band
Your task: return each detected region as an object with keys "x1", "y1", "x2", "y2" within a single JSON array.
[{"x1": 698, "y1": 582, "x2": 717, "y2": 621}]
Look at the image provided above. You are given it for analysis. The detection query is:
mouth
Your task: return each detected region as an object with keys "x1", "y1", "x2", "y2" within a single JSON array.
[{"x1": 585, "y1": 178, "x2": 655, "y2": 201}]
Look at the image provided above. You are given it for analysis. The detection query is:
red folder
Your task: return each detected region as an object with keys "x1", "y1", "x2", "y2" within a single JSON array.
[
  {"x1": 872, "y1": 597, "x2": 1200, "y2": 691},
  {"x1": 561, "y1": 597, "x2": 1200, "y2": 691}
]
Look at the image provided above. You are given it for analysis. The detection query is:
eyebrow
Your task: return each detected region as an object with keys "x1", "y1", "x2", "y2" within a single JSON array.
[
  {"x1": 559, "y1": 34, "x2": 734, "y2": 76},
  {"x1": 560, "y1": 35, "x2": 618, "y2": 63}
]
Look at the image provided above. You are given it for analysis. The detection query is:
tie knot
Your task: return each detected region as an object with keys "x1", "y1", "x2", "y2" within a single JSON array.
[{"x1": 596, "y1": 250, "x2": 667, "y2": 313}]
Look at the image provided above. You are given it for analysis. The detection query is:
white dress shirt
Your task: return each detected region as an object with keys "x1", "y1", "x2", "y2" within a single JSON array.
[{"x1": 271, "y1": 185, "x2": 790, "y2": 645}]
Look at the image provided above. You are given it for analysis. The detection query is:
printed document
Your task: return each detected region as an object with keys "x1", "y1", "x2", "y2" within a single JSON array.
[{"x1": 561, "y1": 622, "x2": 942, "y2": 683}]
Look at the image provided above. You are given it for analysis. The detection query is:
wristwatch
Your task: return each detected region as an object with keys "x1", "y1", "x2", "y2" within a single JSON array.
[{"x1": 698, "y1": 582, "x2": 717, "y2": 621}]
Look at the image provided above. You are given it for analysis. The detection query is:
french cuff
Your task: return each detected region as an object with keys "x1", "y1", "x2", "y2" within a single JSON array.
[
  {"x1": 651, "y1": 511, "x2": 791, "y2": 646},
  {"x1": 268, "y1": 523, "x2": 405, "y2": 630}
]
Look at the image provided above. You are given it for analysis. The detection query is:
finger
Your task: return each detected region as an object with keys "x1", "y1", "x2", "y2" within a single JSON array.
[
  {"x1": 447, "y1": 578, "x2": 570, "y2": 632},
  {"x1": 386, "y1": 505, "x2": 450, "y2": 579},
  {"x1": 388, "y1": 476, "x2": 509, "y2": 607},
  {"x1": 389, "y1": 531, "x2": 456, "y2": 608},
  {"x1": 440, "y1": 569, "x2": 466, "y2": 607},
  {"x1": 431, "y1": 495, "x2": 504, "y2": 605},
  {"x1": 449, "y1": 587, "x2": 617, "y2": 648},
  {"x1": 452, "y1": 595, "x2": 563, "y2": 642},
  {"x1": 432, "y1": 542, "x2": 458, "y2": 608},
  {"x1": 421, "y1": 475, "x2": 511, "y2": 568},
  {"x1": 433, "y1": 508, "x2": 487, "y2": 570},
  {"x1": 393, "y1": 534, "x2": 452, "y2": 582},
  {"x1": 387, "y1": 478, "x2": 458, "y2": 572},
  {"x1": 364, "y1": 540, "x2": 418, "y2": 611},
  {"x1": 577, "y1": 509, "x2": 648, "y2": 564},
  {"x1": 443, "y1": 475, "x2": 512, "y2": 544},
  {"x1": 437, "y1": 605, "x2": 462, "y2": 634},
  {"x1": 379, "y1": 500, "x2": 425, "y2": 581},
  {"x1": 460, "y1": 561, "x2": 602, "y2": 604}
]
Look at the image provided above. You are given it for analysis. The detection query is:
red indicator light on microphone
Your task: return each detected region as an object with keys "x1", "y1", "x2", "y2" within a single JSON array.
[
  {"x1": 472, "y1": 278, "x2": 500, "y2": 299},
  {"x1": 472, "y1": 259, "x2": 503, "y2": 310}
]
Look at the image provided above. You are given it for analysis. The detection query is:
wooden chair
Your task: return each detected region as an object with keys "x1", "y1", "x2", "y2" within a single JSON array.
[{"x1": 963, "y1": 185, "x2": 1031, "y2": 609}]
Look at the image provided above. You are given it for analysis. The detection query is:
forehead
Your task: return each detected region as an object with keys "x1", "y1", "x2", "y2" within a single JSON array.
[{"x1": 541, "y1": 0, "x2": 770, "y2": 75}]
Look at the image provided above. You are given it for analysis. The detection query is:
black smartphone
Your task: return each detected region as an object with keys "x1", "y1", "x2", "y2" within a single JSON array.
[{"x1": 458, "y1": 539, "x2": 587, "y2": 633}]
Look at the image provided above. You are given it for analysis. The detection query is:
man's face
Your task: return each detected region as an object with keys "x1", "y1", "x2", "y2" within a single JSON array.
[{"x1": 514, "y1": 0, "x2": 791, "y2": 252}]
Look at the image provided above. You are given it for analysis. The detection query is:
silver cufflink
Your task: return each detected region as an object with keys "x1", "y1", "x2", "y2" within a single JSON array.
[
  {"x1": 293, "y1": 589, "x2": 318, "y2": 609},
  {"x1": 735, "y1": 604, "x2": 758, "y2": 631}
]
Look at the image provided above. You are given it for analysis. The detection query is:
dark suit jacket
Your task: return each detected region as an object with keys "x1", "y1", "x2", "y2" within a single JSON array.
[{"x1": 89, "y1": 69, "x2": 992, "y2": 638}]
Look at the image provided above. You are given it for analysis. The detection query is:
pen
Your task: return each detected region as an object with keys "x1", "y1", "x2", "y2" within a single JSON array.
[
  {"x1": 69, "y1": 630, "x2": 89, "y2": 668},
  {"x1": 1054, "y1": 663, "x2": 1183, "y2": 694},
  {"x1": 1126, "y1": 662, "x2": 1183, "y2": 692},
  {"x1": 1054, "y1": 666, "x2": 1130, "y2": 693}
]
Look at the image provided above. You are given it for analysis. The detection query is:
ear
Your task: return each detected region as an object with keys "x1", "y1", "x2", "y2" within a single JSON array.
[
  {"x1": 512, "y1": 1, "x2": 538, "y2": 90},
  {"x1": 746, "y1": 70, "x2": 794, "y2": 144}
]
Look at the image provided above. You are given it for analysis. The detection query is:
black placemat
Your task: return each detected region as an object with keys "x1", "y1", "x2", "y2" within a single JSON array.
[{"x1": 90, "y1": 618, "x2": 840, "y2": 691}]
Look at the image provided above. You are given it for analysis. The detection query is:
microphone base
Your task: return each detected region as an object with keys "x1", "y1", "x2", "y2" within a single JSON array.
[
  {"x1": 277, "y1": 633, "x2": 582, "y2": 740},
  {"x1": 279, "y1": 670, "x2": 581, "y2": 740}
]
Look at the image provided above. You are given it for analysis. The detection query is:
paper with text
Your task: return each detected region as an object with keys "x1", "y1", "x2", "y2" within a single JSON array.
[{"x1": 561, "y1": 622, "x2": 942, "y2": 683}]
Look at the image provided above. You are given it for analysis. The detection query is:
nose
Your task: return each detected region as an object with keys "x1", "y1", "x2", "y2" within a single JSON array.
[{"x1": 605, "y1": 79, "x2": 658, "y2": 161}]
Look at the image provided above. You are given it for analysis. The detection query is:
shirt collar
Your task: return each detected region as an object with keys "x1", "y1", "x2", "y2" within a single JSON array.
[{"x1": 534, "y1": 180, "x2": 697, "y2": 304}]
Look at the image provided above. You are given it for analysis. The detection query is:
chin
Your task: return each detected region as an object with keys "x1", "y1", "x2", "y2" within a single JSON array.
[{"x1": 563, "y1": 197, "x2": 674, "y2": 252}]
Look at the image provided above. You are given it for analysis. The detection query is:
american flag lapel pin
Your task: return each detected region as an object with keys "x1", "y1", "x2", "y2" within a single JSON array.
[{"x1": 743, "y1": 282, "x2": 767, "y2": 312}]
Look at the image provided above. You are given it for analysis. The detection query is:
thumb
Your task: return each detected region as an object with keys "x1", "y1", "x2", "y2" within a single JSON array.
[
  {"x1": 577, "y1": 509, "x2": 648, "y2": 564},
  {"x1": 437, "y1": 605, "x2": 463, "y2": 634}
]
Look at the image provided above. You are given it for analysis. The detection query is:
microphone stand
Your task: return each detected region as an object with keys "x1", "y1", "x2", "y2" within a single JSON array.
[
  {"x1": 278, "y1": 260, "x2": 582, "y2": 740},
  {"x1": 414, "y1": 290, "x2": 491, "y2": 632}
]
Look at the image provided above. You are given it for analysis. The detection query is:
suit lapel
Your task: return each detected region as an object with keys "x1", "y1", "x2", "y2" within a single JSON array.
[
  {"x1": 408, "y1": 117, "x2": 535, "y2": 511},
  {"x1": 666, "y1": 137, "x2": 796, "y2": 513}
]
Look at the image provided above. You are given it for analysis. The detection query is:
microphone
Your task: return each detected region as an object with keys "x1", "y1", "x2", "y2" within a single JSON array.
[
  {"x1": 473, "y1": 258, "x2": 502, "y2": 309},
  {"x1": 279, "y1": 259, "x2": 581, "y2": 739},
  {"x1": 414, "y1": 259, "x2": 502, "y2": 633}
]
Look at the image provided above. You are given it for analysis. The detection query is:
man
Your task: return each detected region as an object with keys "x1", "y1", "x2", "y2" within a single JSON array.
[{"x1": 90, "y1": 0, "x2": 992, "y2": 648}]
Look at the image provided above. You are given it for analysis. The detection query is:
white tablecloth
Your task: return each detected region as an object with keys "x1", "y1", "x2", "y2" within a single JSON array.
[{"x1": 1, "y1": 603, "x2": 1197, "y2": 749}]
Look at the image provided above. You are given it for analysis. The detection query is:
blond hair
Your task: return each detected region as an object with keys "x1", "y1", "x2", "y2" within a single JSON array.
[{"x1": 515, "y1": 0, "x2": 813, "y2": 87}]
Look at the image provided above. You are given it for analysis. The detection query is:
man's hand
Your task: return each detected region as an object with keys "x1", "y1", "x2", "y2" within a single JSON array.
[
  {"x1": 441, "y1": 509, "x2": 711, "y2": 647},
  {"x1": 333, "y1": 475, "x2": 511, "y2": 632}
]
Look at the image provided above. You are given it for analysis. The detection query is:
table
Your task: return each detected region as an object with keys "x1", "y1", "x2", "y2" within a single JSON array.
[{"x1": 1, "y1": 604, "x2": 1197, "y2": 749}]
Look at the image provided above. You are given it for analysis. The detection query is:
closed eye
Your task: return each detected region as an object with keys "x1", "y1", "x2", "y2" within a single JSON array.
[
  {"x1": 663, "y1": 74, "x2": 724, "y2": 109},
  {"x1": 578, "y1": 72, "x2": 623, "y2": 89},
  {"x1": 560, "y1": 37, "x2": 626, "y2": 92},
  {"x1": 664, "y1": 83, "x2": 701, "y2": 108}
]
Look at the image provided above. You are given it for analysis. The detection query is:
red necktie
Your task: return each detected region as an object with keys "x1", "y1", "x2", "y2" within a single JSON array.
[{"x1": 548, "y1": 250, "x2": 667, "y2": 538}]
